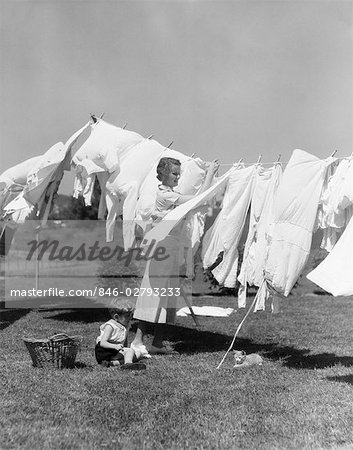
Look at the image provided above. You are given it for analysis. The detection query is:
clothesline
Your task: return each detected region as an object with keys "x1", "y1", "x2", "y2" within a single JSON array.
[{"x1": 219, "y1": 155, "x2": 352, "y2": 167}]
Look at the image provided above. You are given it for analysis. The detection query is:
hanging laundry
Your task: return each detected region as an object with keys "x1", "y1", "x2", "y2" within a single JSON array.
[
  {"x1": 105, "y1": 138, "x2": 167, "y2": 249},
  {"x1": 71, "y1": 119, "x2": 144, "y2": 205},
  {"x1": 4, "y1": 123, "x2": 90, "y2": 223},
  {"x1": 315, "y1": 157, "x2": 353, "y2": 251},
  {"x1": 0, "y1": 155, "x2": 43, "y2": 215},
  {"x1": 306, "y1": 215, "x2": 353, "y2": 296},
  {"x1": 237, "y1": 164, "x2": 282, "y2": 308},
  {"x1": 202, "y1": 164, "x2": 257, "y2": 288},
  {"x1": 143, "y1": 167, "x2": 233, "y2": 247},
  {"x1": 263, "y1": 149, "x2": 335, "y2": 298}
]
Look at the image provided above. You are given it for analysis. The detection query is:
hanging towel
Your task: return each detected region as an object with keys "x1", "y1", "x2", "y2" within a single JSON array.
[{"x1": 264, "y1": 149, "x2": 335, "y2": 297}]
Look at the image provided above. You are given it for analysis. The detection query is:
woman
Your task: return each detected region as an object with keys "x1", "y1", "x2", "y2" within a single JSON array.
[{"x1": 131, "y1": 157, "x2": 219, "y2": 356}]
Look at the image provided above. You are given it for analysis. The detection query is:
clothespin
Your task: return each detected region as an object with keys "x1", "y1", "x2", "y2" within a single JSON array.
[
  {"x1": 90, "y1": 113, "x2": 104, "y2": 124},
  {"x1": 330, "y1": 149, "x2": 338, "y2": 157},
  {"x1": 122, "y1": 122, "x2": 128, "y2": 129},
  {"x1": 232, "y1": 158, "x2": 243, "y2": 168},
  {"x1": 190, "y1": 153, "x2": 196, "y2": 158},
  {"x1": 147, "y1": 134, "x2": 154, "y2": 140},
  {"x1": 277, "y1": 154, "x2": 281, "y2": 162},
  {"x1": 256, "y1": 154, "x2": 262, "y2": 166},
  {"x1": 90, "y1": 113, "x2": 97, "y2": 123},
  {"x1": 165, "y1": 141, "x2": 174, "y2": 149}
]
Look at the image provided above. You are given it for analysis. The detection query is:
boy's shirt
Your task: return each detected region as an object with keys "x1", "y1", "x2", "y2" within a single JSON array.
[{"x1": 96, "y1": 319, "x2": 127, "y2": 345}]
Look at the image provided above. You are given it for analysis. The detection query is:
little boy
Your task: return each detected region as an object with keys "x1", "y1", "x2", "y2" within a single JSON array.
[{"x1": 95, "y1": 302, "x2": 146, "y2": 370}]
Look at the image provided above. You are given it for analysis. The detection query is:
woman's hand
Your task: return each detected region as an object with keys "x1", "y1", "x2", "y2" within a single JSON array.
[{"x1": 208, "y1": 159, "x2": 220, "y2": 176}]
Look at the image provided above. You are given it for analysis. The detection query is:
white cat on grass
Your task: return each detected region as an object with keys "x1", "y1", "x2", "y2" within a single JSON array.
[{"x1": 233, "y1": 350, "x2": 263, "y2": 368}]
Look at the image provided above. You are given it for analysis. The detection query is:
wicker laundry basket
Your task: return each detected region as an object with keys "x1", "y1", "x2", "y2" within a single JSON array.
[{"x1": 23, "y1": 333, "x2": 83, "y2": 369}]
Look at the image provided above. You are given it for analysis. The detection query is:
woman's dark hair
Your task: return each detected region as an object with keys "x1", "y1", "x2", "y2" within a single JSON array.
[{"x1": 156, "y1": 157, "x2": 181, "y2": 182}]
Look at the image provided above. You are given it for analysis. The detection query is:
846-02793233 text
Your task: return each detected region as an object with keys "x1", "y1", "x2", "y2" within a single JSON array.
[{"x1": 9, "y1": 287, "x2": 182, "y2": 298}]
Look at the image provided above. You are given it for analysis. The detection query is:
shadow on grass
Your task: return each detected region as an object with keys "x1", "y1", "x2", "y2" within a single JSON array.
[
  {"x1": 327, "y1": 375, "x2": 353, "y2": 385},
  {"x1": 0, "y1": 309, "x2": 31, "y2": 330},
  {"x1": 44, "y1": 309, "x2": 108, "y2": 323},
  {"x1": 235, "y1": 339, "x2": 353, "y2": 370},
  {"x1": 41, "y1": 311, "x2": 353, "y2": 368}
]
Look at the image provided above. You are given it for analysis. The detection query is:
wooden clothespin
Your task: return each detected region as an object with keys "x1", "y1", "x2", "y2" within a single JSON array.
[
  {"x1": 190, "y1": 152, "x2": 196, "y2": 158},
  {"x1": 165, "y1": 141, "x2": 174, "y2": 149},
  {"x1": 275, "y1": 154, "x2": 281, "y2": 165},
  {"x1": 122, "y1": 122, "x2": 128, "y2": 129},
  {"x1": 90, "y1": 113, "x2": 104, "y2": 124},
  {"x1": 330, "y1": 149, "x2": 338, "y2": 157},
  {"x1": 233, "y1": 158, "x2": 243, "y2": 168},
  {"x1": 147, "y1": 134, "x2": 154, "y2": 140},
  {"x1": 256, "y1": 154, "x2": 262, "y2": 166}
]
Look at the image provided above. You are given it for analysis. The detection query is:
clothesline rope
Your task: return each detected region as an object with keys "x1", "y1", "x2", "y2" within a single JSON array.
[
  {"x1": 216, "y1": 279, "x2": 266, "y2": 370},
  {"x1": 219, "y1": 155, "x2": 352, "y2": 167}
]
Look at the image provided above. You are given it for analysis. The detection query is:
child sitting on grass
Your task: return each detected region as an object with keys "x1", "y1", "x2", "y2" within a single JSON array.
[{"x1": 95, "y1": 301, "x2": 146, "y2": 370}]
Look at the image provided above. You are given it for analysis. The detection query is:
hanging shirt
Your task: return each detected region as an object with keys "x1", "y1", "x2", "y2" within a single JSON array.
[
  {"x1": 264, "y1": 149, "x2": 335, "y2": 297},
  {"x1": 71, "y1": 120, "x2": 144, "y2": 205},
  {"x1": 237, "y1": 164, "x2": 282, "y2": 308},
  {"x1": 307, "y1": 215, "x2": 353, "y2": 296},
  {"x1": 202, "y1": 164, "x2": 257, "y2": 288},
  {"x1": 316, "y1": 157, "x2": 353, "y2": 251}
]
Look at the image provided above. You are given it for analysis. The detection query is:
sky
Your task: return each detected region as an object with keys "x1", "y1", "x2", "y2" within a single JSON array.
[{"x1": 0, "y1": 0, "x2": 352, "y2": 194}]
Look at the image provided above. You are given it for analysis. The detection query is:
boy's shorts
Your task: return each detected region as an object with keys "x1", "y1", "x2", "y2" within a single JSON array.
[{"x1": 95, "y1": 343, "x2": 124, "y2": 364}]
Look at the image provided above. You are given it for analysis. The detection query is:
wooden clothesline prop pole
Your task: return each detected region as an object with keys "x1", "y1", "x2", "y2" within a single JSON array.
[
  {"x1": 180, "y1": 284, "x2": 200, "y2": 327},
  {"x1": 216, "y1": 279, "x2": 266, "y2": 369}
]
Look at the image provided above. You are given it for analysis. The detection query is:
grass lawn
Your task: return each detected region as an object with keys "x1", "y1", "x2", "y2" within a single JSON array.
[{"x1": 1, "y1": 292, "x2": 353, "y2": 449}]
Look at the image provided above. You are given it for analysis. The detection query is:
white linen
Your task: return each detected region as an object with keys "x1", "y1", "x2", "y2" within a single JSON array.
[
  {"x1": 307, "y1": 215, "x2": 353, "y2": 296},
  {"x1": 105, "y1": 138, "x2": 166, "y2": 249},
  {"x1": 264, "y1": 149, "x2": 335, "y2": 297},
  {"x1": 237, "y1": 164, "x2": 282, "y2": 308},
  {"x1": 202, "y1": 165, "x2": 257, "y2": 288}
]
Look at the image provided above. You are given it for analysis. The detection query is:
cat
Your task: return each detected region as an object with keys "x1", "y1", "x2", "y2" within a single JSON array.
[{"x1": 233, "y1": 350, "x2": 263, "y2": 368}]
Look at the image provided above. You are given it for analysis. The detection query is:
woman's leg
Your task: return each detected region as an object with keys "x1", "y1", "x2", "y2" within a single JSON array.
[
  {"x1": 130, "y1": 321, "x2": 152, "y2": 358},
  {"x1": 131, "y1": 320, "x2": 147, "y2": 346}
]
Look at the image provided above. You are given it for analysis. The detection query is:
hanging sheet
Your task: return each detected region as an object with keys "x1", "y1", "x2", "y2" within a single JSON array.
[
  {"x1": 263, "y1": 149, "x2": 335, "y2": 297},
  {"x1": 307, "y1": 215, "x2": 353, "y2": 296}
]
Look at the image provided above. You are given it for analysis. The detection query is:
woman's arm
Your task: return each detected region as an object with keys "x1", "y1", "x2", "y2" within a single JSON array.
[
  {"x1": 99, "y1": 325, "x2": 123, "y2": 351},
  {"x1": 175, "y1": 159, "x2": 220, "y2": 205},
  {"x1": 198, "y1": 159, "x2": 219, "y2": 194}
]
